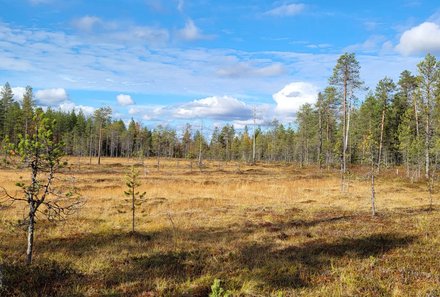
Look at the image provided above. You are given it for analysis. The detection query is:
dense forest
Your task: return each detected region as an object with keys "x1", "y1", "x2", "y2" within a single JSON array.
[{"x1": 0, "y1": 53, "x2": 439, "y2": 180}]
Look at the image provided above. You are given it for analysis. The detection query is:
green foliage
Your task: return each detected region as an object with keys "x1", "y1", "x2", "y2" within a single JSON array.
[
  {"x1": 209, "y1": 279, "x2": 231, "y2": 297},
  {"x1": 17, "y1": 111, "x2": 65, "y2": 169},
  {"x1": 124, "y1": 165, "x2": 146, "y2": 200},
  {"x1": 1, "y1": 52, "x2": 440, "y2": 171}
]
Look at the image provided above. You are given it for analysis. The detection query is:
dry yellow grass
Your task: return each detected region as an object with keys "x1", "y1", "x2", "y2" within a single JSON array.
[{"x1": 1, "y1": 157, "x2": 440, "y2": 296}]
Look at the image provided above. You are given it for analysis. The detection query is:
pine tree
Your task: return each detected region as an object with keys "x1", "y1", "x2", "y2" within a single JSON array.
[
  {"x1": 329, "y1": 53, "x2": 364, "y2": 174},
  {"x1": 21, "y1": 86, "x2": 35, "y2": 138},
  {"x1": 417, "y1": 54, "x2": 440, "y2": 179},
  {"x1": 1, "y1": 83, "x2": 14, "y2": 140},
  {"x1": 124, "y1": 166, "x2": 146, "y2": 234},
  {"x1": 375, "y1": 77, "x2": 396, "y2": 172}
]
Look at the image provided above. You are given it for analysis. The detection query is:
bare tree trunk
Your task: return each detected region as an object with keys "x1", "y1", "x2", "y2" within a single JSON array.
[
  {"x1": 97, "y1": 123, "x2": 103, "y2": 165},
  {"x1": 414, "y1": 96, "x2": 419, "y2": 137},
  {"x1": 326, "y1": 120, "x2": 330, "y2": 169},
  {"x1": 345, "y1": 103, "x2": 351, "y2": 170},
  {"x1": 198, "y1": 130, "x2": 203, "y2": 167},
  {"x1": 342, "y1": 78, "x2": 347, "y2": 174},
  {"x1": 132, "y1": 191, "x2": 135, "y2": 233},
  {"x1": 26, "y1": 207, "x2": 35, "y2": 265},
  {"x1": 425, "y1": 114, "x2": 430, "y2": 179},
  {"x1": 318, "y1": 107, "x2": 323, "y2": 169},
  {"x1": 88, "y1": 134, "x2": 93, "y2": 165},
  {"x1": 252, "y1": 107, "x2": 257, "y2": 165},
  {"x1": 371, "y1": 165, "x2": 376, "y2": 217},
  {"x1": 378, "y1": 107, "x2": 386, "y2": 174}
]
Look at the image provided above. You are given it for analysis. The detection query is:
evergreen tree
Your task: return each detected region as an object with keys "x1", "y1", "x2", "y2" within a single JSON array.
[{"x1": 329, "y1": 53, "x2": 364, "y2": 174}]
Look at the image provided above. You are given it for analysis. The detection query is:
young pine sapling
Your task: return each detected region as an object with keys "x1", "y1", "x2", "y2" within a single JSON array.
[{"x1": 124, "y1": 166, "x2": 146, "y2": 234}]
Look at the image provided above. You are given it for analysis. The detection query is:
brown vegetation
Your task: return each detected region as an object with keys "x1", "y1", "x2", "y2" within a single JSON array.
[{"x1": 1, "y1": 158, "x2": 439, "y2": 296}]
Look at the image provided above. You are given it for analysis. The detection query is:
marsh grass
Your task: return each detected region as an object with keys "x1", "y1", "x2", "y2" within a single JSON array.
[{"x1": 0, "y1": 158, "x2": 439, "y2": 296}]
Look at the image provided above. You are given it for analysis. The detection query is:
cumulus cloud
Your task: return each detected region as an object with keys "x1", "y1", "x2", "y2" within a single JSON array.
[
  {"x1": 35, "y1": 88, "x2": 68, "y2": 105},
  {"x1": 117, "y1": 94, "x2": 134, "y2": 106},
  {"x1": 265, "y1": 3, "x2": 305, "y2": 17},
  {"x1": 178, "y1": 19, "x2": 210, "y2": 41},
  {"x1": 396, "y1": 22, "x2": 440, "y2": 56},
  {"x1": 59, "y1": 101, "x2": 95, "y2": 115},
  {"x1": 173, "y1": 96, "x2": 253, "y2": 120},
  {"x1": 273, "y1": 82, "x2": 318, "y2": 115},
  {"x1": 127, "y1": 105, "x2": 164, "y2": 121},
  {"x1": 217, "y1": 63, "x2": 285, "y2": 78},
  {"x1": 11, "y1": 87, "x2": 26, "y2": 102}
]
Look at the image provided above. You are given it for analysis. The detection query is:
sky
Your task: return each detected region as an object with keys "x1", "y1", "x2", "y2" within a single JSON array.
[{"x1": 1, "y1": 0, "x2": 440, "y2": 129}]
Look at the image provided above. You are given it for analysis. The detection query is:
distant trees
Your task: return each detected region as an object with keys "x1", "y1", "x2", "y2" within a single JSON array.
[{"x1": 1, "y1": 53, "x2": 440, "y2": 175}]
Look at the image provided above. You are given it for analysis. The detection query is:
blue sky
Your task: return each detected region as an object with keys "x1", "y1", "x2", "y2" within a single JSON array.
[{"x1": 0, "y1": 0, "x2": 439, "y2": 128}]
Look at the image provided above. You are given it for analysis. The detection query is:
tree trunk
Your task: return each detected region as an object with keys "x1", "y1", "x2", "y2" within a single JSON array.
[
  {"x1": 425, "y1": 114, "x2": 430, "y2": 179},
  {"x1": 371, "y1": 170, "x2": 376, "y2": 216},
  {"x1": 198, "y1": 137, "x2": 203, "y2": 167},
  {"x1": 88, "y1": 134, "x2": 93, "y2": 165},
  {"x1": 318, "y1": 107, "x2": 323, "y2": 169},
  {"x1": 378, "y1": 107, "x2": 386, "y2": 173},
  {"x1": 132, "y1": 191, "x2": 135, "y2": 233},
  {"x1": 26, "y1": 207, "x2": 35, "y2": 265},
  {"x1": 342, "y1": 76, "x2": 347, "y2": 174},
  {"x1": 97, "y1": 123, "x2": 103, "y2": 165}
]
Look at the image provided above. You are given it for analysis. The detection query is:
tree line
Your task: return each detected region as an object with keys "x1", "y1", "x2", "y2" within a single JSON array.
[{"x1": 1, "y1": 53, "x2": 440, "y2": 179}]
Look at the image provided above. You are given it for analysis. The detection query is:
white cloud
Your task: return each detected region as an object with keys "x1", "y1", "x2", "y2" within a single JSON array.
[
  {"x1": 306, "y1": 43, "x2": 332, "y2": 49},
  {"x1": 265, "y1": 3, "x2": 305, "y2": 17},
  {"x1": 396, "y1": 22, "x2": 440, "y2": 56},
  {"x1": 35, "y1": 88, "x2": 68, "y2": 105},
  {"x1": 173, "y1": 96, "x2": 252, "y2": 120},
  {"x1": 129, "y1": 107, "x2": 139, "y2": 115},
  {"x1": 59, "y1": 101, "x2": 95, "y2": 115},
  {"x1": 117, "y1": 94, "x2": 134, "y2": 106},
  {"x1": 127, "y1": 26, "x2": 169, "y2": 44},
  {"x1": 72, "y1": 16, "x2": 102, "y2": 32},
  {"x1": 217, "y1": 62, "x2": 285, "y2": 78},
  {"x1": 11, "y1": 87, "x2": 26, "y2": 102},
  {"x1": 178, "y1": 19, "x2": 210, "y2": 41},
  {"x1": 71, "y1": 16, "x2": 169, "y2": 45},
  {"x1": 127, "y1": 105, "x2": 164, "y2": 120},
  {"x1": 273, "y1": 82, "x2": 318, "y2": 115},
  {"x1": 0, "y1": 22, "x2": 424, "y2": 113},
  {"x1": 345, "y1": 35, "x2": 387, "y2": 54}
]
